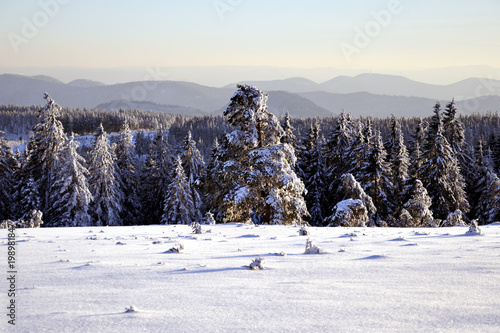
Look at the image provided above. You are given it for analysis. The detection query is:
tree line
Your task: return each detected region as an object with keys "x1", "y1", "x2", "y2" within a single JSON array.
[{"x1": 1, "y1": 86, "x2": 500, "y2": 227}]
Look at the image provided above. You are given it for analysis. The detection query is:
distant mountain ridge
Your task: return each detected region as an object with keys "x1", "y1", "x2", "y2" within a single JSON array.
[{"x1": 0, "y1": 73, "x2": 499, "y2": 118}]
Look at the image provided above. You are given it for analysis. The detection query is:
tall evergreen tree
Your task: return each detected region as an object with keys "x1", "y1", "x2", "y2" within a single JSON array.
[
  {"x1": 181, "y1": 131, "x2": 205, "y2": 221},
  {"x1": 442, "y1": 99, "x2": 475, "y2": 197},
  {"x1": 280, "y1": 111, "x2": 296, "y2": 146},
  {"x1": 162, "y1": 155, "x2": 194, "y2": 225},
  {"x1": 297, "y1": 122, "x2": 327, "y2": 226},
  {"x1": 88, "y1": 124, "x2": 123, "y2": 226},
  {"x1": 324, "y1": 111, "x2": 354, "y2": 209},
  {"x1": 115, "y1": 121, "x2": 141, "y2": 225},
  {"x1": 325, "y1": 111, "x2": 353, "y2": 177},
  {"x1": 203, "y1": 138, "x2": 228, "y2": 222},
  {"x1": 0, "y1": 132, "x2": 18, "y2": 220},
  {"x1": 345, "y1": 121, "x2": 365, "y2": 177},
  {"x1": 388, "y1": 117, "x2": 410, "y2": 214},
  {"x1": 417, "y1": 119, "x2": 469, "y2": 220},
  {"x1": 409, "y1": 118, "x2": 427, "y2": 176},
  {"x1": 471, "y1": 139, "x2": 500, "y2": 224},
  {"x1": 21, "y1": 93, "x2": 67, "y2": 224},
  {"x1": 48, "y1": 134, "x2": 92, "y2": 227},
  {"x1": 222, "y1": 84, "x2": 308, "y2": 225},
  {"x1": 358, "y1": 131, "x2": 394, "y2": 222},
  {"x1": 139, "y1": 128, "x2": 173, "y2": 224}
]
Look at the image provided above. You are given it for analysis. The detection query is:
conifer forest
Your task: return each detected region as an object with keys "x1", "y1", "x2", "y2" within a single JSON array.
[{"x1": 2, "y1": 85, "x2": 500, "y2": 228}]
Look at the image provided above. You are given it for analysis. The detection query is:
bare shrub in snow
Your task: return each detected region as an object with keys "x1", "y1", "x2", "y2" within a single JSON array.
[
  {"x1": 249, "y1": 257, "x2": 266, "y2": 270},
  {"x1": 466, "y1": 219, "x2": 482, "y2": 235},
  {"x1": 326, "y1": 199, "x2": 368, "y2": 227},
  {"x1": 304, "y1": 238, "x2": 323, "y2": 254}
]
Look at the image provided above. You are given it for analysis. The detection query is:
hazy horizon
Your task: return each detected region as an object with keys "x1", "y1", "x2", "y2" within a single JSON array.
[
  {"x1": 2, "y1": 64, "x2": 500, "y2": 88},
  {"x1": 1, "y1": 0, "x2": 499, "y2": 86}
]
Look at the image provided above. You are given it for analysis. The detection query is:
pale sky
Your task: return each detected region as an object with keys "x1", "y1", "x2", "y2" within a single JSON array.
[{"x1": 1, "y1": 0, "x2": 499, "y2": 73}]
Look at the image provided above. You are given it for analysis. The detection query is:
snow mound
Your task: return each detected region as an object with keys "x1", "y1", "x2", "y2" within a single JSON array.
[{"x1": 357, "y1": 255, "x2": 389, "y2": 260}]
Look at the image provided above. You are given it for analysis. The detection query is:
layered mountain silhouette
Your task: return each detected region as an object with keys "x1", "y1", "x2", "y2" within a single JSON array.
[{"x1": 1, "y1": 73, "x2": 499, "y2": 118}]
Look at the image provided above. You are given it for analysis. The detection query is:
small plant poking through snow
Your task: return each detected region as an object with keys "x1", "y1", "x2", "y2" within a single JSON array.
[
  {"x1": 299, "y1": 226, "x2": 309, "y2": 236},
  {"x1": 466, "y1": 220, "x2": 482, "y2": 235},
  {"x1": 125, "y1": 305, "x2": 139, "y2": 313},
  {"x1": 167, "y1": 244, "x2": 184, "y2": 253},
  {"x1": 249, "y1": 257, "x2": 266, "y2": 270},
  {"x1": 191, "y1": 222, "x2": 203, "y2": 234},
  {"x1": 305, "y1": 238, "x2": 323, "y2": 254}
]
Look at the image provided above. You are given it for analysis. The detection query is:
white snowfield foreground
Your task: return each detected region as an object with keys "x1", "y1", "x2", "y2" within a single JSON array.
[{"x1": 3, "y1": 223, "x2": 500, "y2": 332}]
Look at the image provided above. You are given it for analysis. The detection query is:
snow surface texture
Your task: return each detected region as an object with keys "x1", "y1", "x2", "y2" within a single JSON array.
[{"x1": 2, "y1": 223, "x2": 500, "y2": 332}]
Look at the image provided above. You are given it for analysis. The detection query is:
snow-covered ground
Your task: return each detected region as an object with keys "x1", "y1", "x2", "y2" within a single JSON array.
[{"x1": 2, "y1": 223, "x2": 500, "y2": 332}]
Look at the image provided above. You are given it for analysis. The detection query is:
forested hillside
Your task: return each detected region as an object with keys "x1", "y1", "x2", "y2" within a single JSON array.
[{"x1": 2, "y1": 87, "x2": 500, "y2": 228}]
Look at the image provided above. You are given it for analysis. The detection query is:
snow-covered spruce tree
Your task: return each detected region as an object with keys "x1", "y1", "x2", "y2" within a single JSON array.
[
  {"x1": 409, "y1": 118, "x2": 427, "y2": 177},
  {"x1": 115, "y1": 121, "x2": 141, "y2": 225},
  {"x1": 0, "y1": 132, "x2": 18, "y2": 220},
  {"x1": 139, "y1": 128, "x2": 173, "y2": 224},
  {"x1": 417, "y1": 112, "x2": 469, "y2": 220},
  {"x1": 297, "y1": 121, "x2": 327, "y2": 226},
  {"x1": 345, "y1": 121, "x2": 366, "y2": 177},
  {"x1": 203, "y1": 138, "x2": 228, "y2": 222},
  {"x1": 47, "y1": 134, "x2": 92, "y2": 227},
  {"x1": 327, "y1": 173, "x2": 376, "y2": 226},
  {"x1": 398, "y1": 179, "x2": 434, "y2": 227},
  {"x1": 387, "y1": 116, "x2": 410, "y2": 215},
  {"x1": 357, "y1": 131, "x2": 394, "y2": 223},
  {"x1": 161, "y1": 155, "x2": 194, "y2": 225},
  {"x1": 88, "y1": 124, "x2": 123, "y2": 226},
  {"x1": 16, "y1": 176, "x2": 40, "y2": 222},
  {"x1": 280, "y1": 111, "x2": 296, "y2": 146},
  {"x1": 470, "y1": 139, "x2": 500, "y2": 224},
  {"x1": 21, "y1": 93, "x2": 67, "y2": 224},
  {"x1": 203, "y1": 136, "x2": 250, "y2": 223},
  {"x1": 324, "y1": 111, "x2": 354, "y2": 208},
  {"x1": 222, "y1": 84, "x2": 308, "y2": 225},
  {"x1": 181, "y1": 131, "x2": 205, "y2": 222},
  {"x1": 442, "y1": 99, "x2": 475, "y2": 202}
]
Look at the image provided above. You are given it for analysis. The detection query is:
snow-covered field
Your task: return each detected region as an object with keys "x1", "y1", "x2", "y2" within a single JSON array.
[{"x1": 2, "y1": 223, "x2": 500, "y2": 332}]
